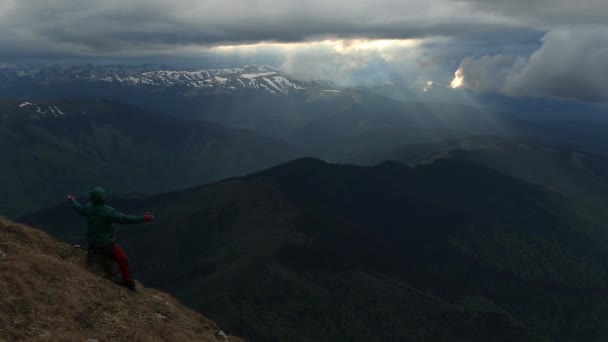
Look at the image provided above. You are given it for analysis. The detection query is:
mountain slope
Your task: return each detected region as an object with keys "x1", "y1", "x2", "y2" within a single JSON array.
[
  {"x1": 353, "y1": 136, "x2": 608, "y2": 205},
  {"x1": 0, "y1": 98, "x2": 305, "y2": 217},
  {"x1": 0, "y1": 216, "x2": 240, "y2": 342},
  {"x1": 23, "y1": 158, "x2": 608, "y2": 341}
]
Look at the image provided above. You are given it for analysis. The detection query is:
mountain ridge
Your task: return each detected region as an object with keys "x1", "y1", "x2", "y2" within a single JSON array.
[
  {"x1": 352, "y1": 135, "x2": 608, "y2": 205},
  {"x1": 0, "y1": 64, "x2": 334, "y2": 96}
]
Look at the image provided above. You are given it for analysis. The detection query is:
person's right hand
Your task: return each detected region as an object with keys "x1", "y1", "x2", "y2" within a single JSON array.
[
  {"x1": 143, "y1": 212, "x2": 155, "y2": 222},
  {"x1": 67, "y1": 194, "x2": 75, "y2": 202}
]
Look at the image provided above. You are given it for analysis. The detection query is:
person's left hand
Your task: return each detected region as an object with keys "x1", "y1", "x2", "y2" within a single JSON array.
[
  {"x1": 67, "y1": 194, "x2": 75, "y2": 202},
  {"x1": 143, "y1": 212, "x2": 155, "y2": 222}
]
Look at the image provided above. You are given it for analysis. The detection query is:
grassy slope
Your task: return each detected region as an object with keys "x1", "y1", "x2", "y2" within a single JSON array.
[{"x1": 0, "y1": 216, "x2": 241, "y2": 342}]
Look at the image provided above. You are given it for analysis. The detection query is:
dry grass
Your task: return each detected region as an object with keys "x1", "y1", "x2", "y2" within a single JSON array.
[{"x1": 0, "y1": 217, "x2": 242, "y2": 342}]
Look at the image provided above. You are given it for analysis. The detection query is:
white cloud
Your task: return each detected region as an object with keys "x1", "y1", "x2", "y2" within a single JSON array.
[
  {"x1": 452, "y1": 29, "x2": 608, "y2": 102},
  {"x1": 452, "y1": 55, "x2": 526, "y2": 93}
]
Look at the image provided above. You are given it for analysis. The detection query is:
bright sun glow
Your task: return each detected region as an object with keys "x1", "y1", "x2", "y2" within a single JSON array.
[
  {"x1": 211, "y1": 39, "x2": 421, "y2": 53},
  {"x1": 423, "y1": 80, "x2": 434, "y2": 92},
  {"x1": 331, "y1": 39, "x2": 419, "y2": 53},
  {"x1": 450, "y1": 68, "x2": 464, "y2": 89}
]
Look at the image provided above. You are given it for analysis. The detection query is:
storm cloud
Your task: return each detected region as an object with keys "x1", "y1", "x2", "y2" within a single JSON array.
[
  {"x1": 0, "y1": 0, "x2": 606, "y2": 101},
  {"x1": 0, "y1": 0, "x2": 565, "y2": 56}
]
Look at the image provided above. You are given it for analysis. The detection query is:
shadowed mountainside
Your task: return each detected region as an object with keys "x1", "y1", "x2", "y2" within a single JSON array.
[{"x1": 23, "y1": 157, "x2": 608, "y2": 341}]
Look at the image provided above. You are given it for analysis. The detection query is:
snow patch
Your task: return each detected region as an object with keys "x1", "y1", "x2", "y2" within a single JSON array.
[
  {"x1": 240, "y1": 72, "x2": 276, "y2": 79},
  {"x1": 54, "y1": 106, "x2": 65, "y2": 115},
  {"x1": 273, "y1": 76, "x2": 302, "y2": 90},
  {"x1": 263, "y1": 77, "x2": 285, "y2": 93}
]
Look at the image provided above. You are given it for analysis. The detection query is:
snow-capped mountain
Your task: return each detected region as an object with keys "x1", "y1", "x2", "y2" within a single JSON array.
[
  {"x1": 17, "y1": 101, "x2": 67, "y2": 119},
  {"x1": 0, "y1": 100, "x2": 69, "y2": 121},
  {"x1": 0, "y1": 65, "x2": 332, "y2": 96}
]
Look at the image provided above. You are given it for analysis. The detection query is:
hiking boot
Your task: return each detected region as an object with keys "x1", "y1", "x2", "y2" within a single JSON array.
[{"x1": 125, "y1": 280, "x2": 136, "y2": 291}]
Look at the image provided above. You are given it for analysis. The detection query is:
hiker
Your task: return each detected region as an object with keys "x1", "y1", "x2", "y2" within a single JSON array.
[{"x1": 67, "y1": 187, "x2": 154, "y2": 291}]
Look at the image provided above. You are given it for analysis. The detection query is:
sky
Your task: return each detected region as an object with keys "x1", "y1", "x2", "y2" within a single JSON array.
[{"x1": 0, "y1": 0, "x2": 607, "y2": 101}]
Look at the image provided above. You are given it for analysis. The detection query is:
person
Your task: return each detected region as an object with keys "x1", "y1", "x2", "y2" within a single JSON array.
[{"x1": 67, "y1": 187, "x2": 154, "y2": 291}]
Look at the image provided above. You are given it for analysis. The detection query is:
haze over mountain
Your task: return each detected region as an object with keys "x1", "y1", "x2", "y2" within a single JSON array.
[
  {"x1": 0, "y1": 98, "x2": 304, "y2": 217},
  {"x1": 3, "y1": 64, "x2": 608, "y2": 162},
  {"x1": 353, "y1": 136, "x2": 608, "y2": 206}
]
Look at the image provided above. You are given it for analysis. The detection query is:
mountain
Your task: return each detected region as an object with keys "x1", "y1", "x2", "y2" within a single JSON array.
[
  {"x1": 0, "y1": 98, "x2": 305, "y2": 217},
  {"x1": 0, "y1": 216, "x2": 241, "y2": 341},
  {"x1": 0, "y1": 68, "x2": 512, "y2": 160},
  {"x1": 0, "y1": 65, "x2": 608, "y2": 160},
  {"x1": 352, "y1": 136, "x2": 608, "y2": 205},
  {"x1": 3, "y1": 64, "x2": 608, "y2": 161},
  {"x1": 0, "y1": 64, "x2": 330, "y2": 96},
  {"x1": 23, "y1": 157, "x2": 608, "y2": 341}
]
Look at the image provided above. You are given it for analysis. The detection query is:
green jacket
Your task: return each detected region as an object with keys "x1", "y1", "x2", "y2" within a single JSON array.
[{"x1": 71, "y1": 187, "x2": 144, "y2": 247}]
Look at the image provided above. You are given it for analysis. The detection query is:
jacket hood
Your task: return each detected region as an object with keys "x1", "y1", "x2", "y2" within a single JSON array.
[{"x1": 90, "y1": 187, "x2": 107, "y2": 206}]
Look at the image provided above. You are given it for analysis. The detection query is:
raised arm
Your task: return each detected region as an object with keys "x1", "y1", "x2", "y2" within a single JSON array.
[
  {"x1": 107, "y1": 207, "x2": 155, "y2": 224},
  {"x1": 67, "y1": 195, "x2": 88, "y2": 216}
]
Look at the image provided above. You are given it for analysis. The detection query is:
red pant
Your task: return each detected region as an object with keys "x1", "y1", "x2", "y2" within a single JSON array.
[{"x1": 90, "y1": 242, "x2": 132, "y2": 283}]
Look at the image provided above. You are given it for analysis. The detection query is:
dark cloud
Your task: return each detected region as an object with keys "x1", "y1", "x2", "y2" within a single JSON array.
[
  {"x1": 0, "y1": 0, "x2": 606, "y2": 101},
  {"x1": 0, "y1": 0, "x2": 541, "y2": 57},
  {"x1": 461, "y1": 0, "x2": 608, "y2": 28}
]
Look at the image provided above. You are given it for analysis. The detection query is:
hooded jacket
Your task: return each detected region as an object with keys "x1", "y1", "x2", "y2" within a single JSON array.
[{"x1": 71, "y1": 187, "x2": 144, "y2": 247}]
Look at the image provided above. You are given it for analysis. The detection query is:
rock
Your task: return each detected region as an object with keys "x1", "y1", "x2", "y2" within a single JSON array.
[
  {"x1": 216, "y1": 330, "x2": 228, "y2": 341},
  {"x1": 0, "y1": 249, "x2": 5, "y2": 258},
  {"x1": 152, "y1": 295, "x2": 170, "y2": 306},
  {"x1": 155, "y1": 312, "x2": 167, "y2": 320},
  {"x1": 86, "y1": 339, "x2": 99, "y2": 342}
]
